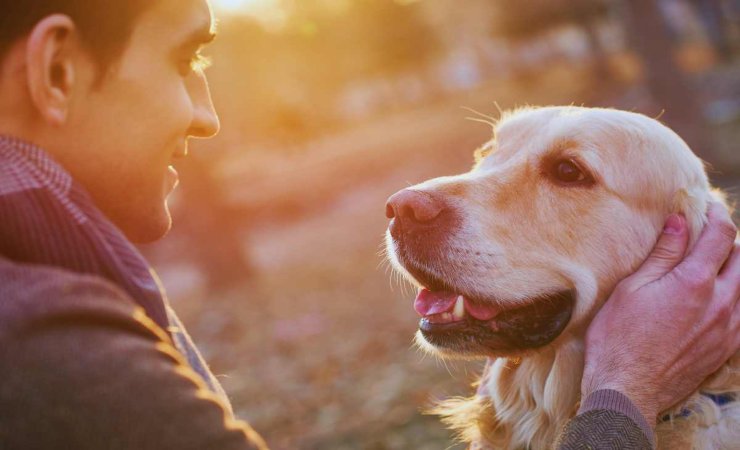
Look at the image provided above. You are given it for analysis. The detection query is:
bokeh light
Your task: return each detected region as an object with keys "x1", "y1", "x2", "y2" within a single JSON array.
[
  {"x1": 212, "y1": 0, "x2": 273, "y2": 13},
  {"x1": 211, "y1": 0, "x2": 287, "y2": 29}
]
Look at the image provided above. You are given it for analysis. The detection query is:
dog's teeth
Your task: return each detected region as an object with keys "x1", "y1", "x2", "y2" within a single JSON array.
[{"x1": 453, "y1": 295, "x2": 465, "y2": 320}]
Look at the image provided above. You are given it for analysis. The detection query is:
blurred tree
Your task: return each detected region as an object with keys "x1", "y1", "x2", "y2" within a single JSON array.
[
  {"x1": 415, "y1": 0, "x2": 500, "y2": 87},
  {"x1": 490, "y1": 0, "x2": 713, "y2": 159},
  {"x1": 174, "y1": 153, "x2": 254, "y2": 290},
  {"x1": 491, "y1": 0, "x2": 610, "y2": 39},
  {"x1": 284, "y1": 0, "x2": 442, "y2": 78},
  {"x1": 687, "y1": 0, "x2": 736, "y2": 62},
  {"x1": 619, "y1": 0, "x2": 712, "y2": 159},
  {"x1": 490, "y1": 0, "x2": 613, "y2": 81},
  {"x1": 206, "y1": 0, "x2": 442, "y2": 147}
]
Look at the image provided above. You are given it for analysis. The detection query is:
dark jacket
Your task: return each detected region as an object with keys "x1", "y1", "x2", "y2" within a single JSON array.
[{"x1": 0, "y1": 256, "x2": 267, "y2": 449}]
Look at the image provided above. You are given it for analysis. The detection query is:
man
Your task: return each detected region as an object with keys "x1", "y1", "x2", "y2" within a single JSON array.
[
  {"x1": 0, "y1": 1, "x2": 267, "y2": 448},
  {"x1": 0, "y1": 1, "x2": 736, "y2": 449}
]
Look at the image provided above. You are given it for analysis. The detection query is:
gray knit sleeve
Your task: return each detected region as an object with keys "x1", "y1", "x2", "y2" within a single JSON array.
[{"x1": 554, "y1": 390, "x2": 654, "y2": 450}]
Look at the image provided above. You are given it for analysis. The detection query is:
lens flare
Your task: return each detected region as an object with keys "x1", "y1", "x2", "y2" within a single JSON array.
[{"x1": 213, "y1": 0, "x2": 263, "y2": 12}]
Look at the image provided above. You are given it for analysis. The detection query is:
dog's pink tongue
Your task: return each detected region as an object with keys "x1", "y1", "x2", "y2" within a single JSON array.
[
  {"x1": 464, "y1": 298, "x2": 500, "y2": 321},
  {"x1": 414, "y1": 289, "x2": 457, "y2": 317}
]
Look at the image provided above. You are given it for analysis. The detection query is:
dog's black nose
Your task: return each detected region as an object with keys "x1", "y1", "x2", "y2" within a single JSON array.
[{"x1": 386, "y1": 189, "x2": 444, "y2": 224}]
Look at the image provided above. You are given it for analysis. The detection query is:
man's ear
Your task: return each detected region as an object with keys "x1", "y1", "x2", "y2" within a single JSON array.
[{"x1": 25, "y1": 14, "x2": 80, "y2": 125}]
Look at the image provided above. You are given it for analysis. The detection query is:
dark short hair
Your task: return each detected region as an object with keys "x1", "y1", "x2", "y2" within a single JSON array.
[{"x1": 0, "y1": 0, "x2": 156, "y2": 70}]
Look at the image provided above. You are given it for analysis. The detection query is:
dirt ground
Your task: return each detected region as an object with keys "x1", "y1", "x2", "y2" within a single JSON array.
[{"x1": 147, "y1": 64, "x2": 740, "y2": 450}]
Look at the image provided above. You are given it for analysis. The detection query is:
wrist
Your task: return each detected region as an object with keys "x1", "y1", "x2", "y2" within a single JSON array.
[
  {"x1": 583, "y1": 381, "x2": 659, "y2": 426},
  {"x1": 579, "y1": 389, "x2": 657, "y2": 449}
]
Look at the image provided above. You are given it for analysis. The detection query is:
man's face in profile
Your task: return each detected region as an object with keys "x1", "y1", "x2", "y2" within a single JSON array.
[{"x1": 63, "y1": 0, "x2": 219, "y2": 243}]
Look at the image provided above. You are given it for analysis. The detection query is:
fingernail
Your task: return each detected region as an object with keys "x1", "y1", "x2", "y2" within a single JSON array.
[{"x1": 664, "y1": 214, "x2": 684, "y2": 235}]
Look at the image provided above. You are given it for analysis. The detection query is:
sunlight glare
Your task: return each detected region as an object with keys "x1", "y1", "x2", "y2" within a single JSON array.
[
  {"x1": 213, "y1": 0, "x2": 287, "y2": 31},
  {"x1": 213, "y1": 0, "x2": 269, "y2": 12}
]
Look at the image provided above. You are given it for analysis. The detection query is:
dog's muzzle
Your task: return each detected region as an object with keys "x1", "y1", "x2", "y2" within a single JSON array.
[
  {"x1": 386, "y1": 187, "x2": 575, "y2": 356},
  {"x1": 386, "y1": 188, "x2": 461, "y2": 256}
]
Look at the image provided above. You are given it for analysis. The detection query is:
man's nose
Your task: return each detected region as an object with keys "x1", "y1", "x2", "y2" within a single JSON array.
[
  {"x1": 386, "y1": 189, "x2": 444, "y2": 224},
  {"x1": 187, "y1": 72, "x2": 220, "y2": 138}
]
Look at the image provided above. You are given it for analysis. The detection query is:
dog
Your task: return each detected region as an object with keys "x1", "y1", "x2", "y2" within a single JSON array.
[{"x1": 384, "y1": 106, "x2": 739, "y2": 449}]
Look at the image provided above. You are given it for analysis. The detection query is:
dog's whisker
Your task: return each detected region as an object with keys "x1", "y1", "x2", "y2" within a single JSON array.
[
  {"x1": 376, "y1": 257, "x2": 387, "y2": 271},
  {"x1": 492, "y1": 100, "x2": 504, "y2": 117},
  {"x1": 464, "y1": 116, "x2": 496, "y2": 129},
  {"x1": 461, "y1": 106, "x2": 498, "y2": 124}
]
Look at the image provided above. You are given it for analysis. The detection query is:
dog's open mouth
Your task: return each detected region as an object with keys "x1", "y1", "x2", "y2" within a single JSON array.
[
  {"x1": 405, "y1": 263, "x2": 575, "y2": 355},
  {"x1": 416, "y1": 288, "x2": 574, "y2": 353}
]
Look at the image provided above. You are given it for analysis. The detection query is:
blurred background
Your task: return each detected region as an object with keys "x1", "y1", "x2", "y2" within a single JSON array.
[{"x1": 141, "y1": 0, "x2": 740, "y2": 448}]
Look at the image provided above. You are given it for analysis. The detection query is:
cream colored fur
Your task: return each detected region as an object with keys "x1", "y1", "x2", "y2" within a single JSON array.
[{"x1": 388, "y1": 106, "x2": 739, "y2": 449}]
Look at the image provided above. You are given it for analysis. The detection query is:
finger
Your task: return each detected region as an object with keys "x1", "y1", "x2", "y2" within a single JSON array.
[
  {"x1": 681, "y1": 201, "x2": 737, "y2": 276},
  {"x1": 735, "y1": 299, "x2": 740, "y2": 345},
  {"x1": 731, "y1": 297, "x2": 740, "y2": 353},
  {"x1": 632, "y1": 214, "x2": 689, "y2": 284},
  {"x1": 718, "y1": 241, "x2": 740, "y2": 306},
  {"x1": 719, "y1": 240, "x2": 740, "y2": 276}
]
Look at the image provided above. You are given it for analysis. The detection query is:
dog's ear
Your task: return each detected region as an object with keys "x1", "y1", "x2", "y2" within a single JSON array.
[{"x1": 672, "y1": 188, "x2": 728, "y2": 248}]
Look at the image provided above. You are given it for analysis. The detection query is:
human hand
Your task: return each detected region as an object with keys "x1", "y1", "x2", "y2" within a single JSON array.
[{"x1": 581, "y1": 201, "x2": 739, "y2": 426}]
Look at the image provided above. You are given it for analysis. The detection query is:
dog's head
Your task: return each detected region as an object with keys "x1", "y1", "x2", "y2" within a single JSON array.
[{"x1": 386, "y1": 106, "x2": 713, "y2": 359}]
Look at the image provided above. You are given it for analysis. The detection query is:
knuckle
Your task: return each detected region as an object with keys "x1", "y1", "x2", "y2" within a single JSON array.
[
  {"x1": 729, "y1": 274, "x2": 740, "y2": 298},
  {"x1": 685, "y1": 269, "x2": 715, "y2": 292},
  {"x1": 718, "y1": 295, "x2": 733, "y2": 314},
  {"x1": 717, "y1": 220, "x2": 738, "y2": 242},
  {"x1": 652, "y1": 247, "x2": 679, "y2": 262},
  {"x1": 710, "y1": 300, "x2": 733, "y2": 324}
]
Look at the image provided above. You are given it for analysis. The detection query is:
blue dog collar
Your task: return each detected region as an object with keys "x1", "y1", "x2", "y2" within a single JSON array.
[{"x1": 661, "y1": 393, "x2": 735, "y2": 422}]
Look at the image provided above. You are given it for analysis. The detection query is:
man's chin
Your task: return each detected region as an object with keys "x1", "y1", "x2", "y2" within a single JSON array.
[
  {"x1": 128, "y1": 220, "x2": 172, "y2": 244},
  {"x1": 112, "y1": 204, "x2": 173, "y2": 244}
]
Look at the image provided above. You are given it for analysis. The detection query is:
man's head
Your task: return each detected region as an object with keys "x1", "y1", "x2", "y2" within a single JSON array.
[
  {"x1": 0, "y1": 0, "x2": 220, "y2": 243},
  {"x1": 0, "y1": 1, "x2": 151, "y2": 71}
]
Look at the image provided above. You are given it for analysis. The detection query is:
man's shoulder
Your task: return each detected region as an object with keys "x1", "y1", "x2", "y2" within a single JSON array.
[
  {"x1": 0, "y1": 261, "x2": 268, "y2": 450},
  {"x1": 0, "y1": 256, "x2": 139, "y2": 337}
]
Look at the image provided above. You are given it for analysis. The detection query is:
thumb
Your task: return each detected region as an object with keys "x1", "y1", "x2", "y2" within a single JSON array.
[{"x1": 632, "y1": 214, "x2": 690, "y2": 284}]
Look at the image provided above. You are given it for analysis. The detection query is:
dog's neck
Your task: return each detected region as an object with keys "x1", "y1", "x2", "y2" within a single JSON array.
[{"x1": 476, "y1": 338, "x2": 585, "y2": 449}]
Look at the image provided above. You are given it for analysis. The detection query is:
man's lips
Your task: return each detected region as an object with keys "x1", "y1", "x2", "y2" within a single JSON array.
[
  {"x1": 167, "y1": 165, "x2": 179, "y2": 190},
  {"x1": 164, "y1": 144, "x2": 187, "y2": 192}
]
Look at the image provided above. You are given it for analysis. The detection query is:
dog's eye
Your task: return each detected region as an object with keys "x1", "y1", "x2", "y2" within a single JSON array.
[{"x1": 554, "y1": 160, "x2": 588, "y2": 184}]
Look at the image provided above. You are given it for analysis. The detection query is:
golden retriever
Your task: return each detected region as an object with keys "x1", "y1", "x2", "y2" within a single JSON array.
[{"x1": 384, "y1": 106, "x2": 739, "y2": 449}]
